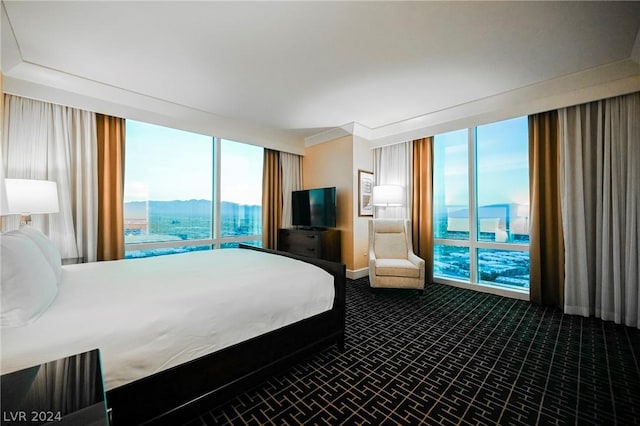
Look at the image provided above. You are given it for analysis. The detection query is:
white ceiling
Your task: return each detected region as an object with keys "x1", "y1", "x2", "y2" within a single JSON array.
[{"x1": 2, "y1": 1, "x2": 640, "y2": 147}]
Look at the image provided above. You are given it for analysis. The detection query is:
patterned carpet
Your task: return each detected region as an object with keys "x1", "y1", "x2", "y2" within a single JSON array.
[{"x1": 183, "y1": 278, "x2": 640, "y2": 425}]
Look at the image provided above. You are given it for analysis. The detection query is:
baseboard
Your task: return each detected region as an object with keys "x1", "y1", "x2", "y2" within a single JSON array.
[{"x1": 346, "y1": 268, "x2": 369, "y2": 280}]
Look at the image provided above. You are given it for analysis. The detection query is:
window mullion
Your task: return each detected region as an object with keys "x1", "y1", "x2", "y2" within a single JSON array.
[
  {"x1": 468, "y1": 127, "x2": 478, "y2": 284},
  {"x1": 213, "y1": 137, "x2": 221, "y2": 249}
]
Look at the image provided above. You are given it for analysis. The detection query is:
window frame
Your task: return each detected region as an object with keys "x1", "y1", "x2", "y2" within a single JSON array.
[
  {"x1": 433, "y1": 120, "x2": 529, "y2": 299},
  {"x1": 124, "y1": 133, "x2": 263, "y2": 255}
]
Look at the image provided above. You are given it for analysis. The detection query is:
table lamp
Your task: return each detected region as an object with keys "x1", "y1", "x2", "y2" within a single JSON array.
[{"x1": 1, "y1": 179, "x2": 60, "y2": 225}]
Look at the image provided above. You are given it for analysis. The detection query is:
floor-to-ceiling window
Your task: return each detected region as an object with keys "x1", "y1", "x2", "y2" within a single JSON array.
[
  {"x1": 218, "y1": 139, "x2": 263, "y2": 248},
  {"x1": 433, "y1": 116, "x2": 529, "y2": 294},
  {"x1": 123, "y1": 120, "x2": 263, "y2": 258}
]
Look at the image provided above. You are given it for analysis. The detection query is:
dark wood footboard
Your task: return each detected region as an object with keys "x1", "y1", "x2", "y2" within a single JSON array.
[{"x1": 106, "y1": 246, "x2": 346, "y2": 425}]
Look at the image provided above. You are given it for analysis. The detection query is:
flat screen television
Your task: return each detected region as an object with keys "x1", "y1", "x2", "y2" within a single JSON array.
[{"x1": 292, "y1": 187, "x2": 337, "y2": 228}]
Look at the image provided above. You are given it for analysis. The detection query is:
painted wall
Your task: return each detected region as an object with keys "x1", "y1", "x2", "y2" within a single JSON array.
[
  {"x1": 302, "y1": 134, "x2": 374, "y2": 277},
  {"x1": 352, "y1": 135, "x2": 373, "y2": 274},
  {"x1": 303, "y1": 136, "x2": 353, "y2": 270}
]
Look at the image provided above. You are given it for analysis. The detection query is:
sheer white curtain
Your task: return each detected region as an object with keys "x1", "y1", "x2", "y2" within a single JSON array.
[
  {"x1": 560, "y1": 92, "x2": 640, "y2": 328},
  {"x1": 373, "y1": 142, "x2": 412, "y2": 219},
  {"x1": 280, "y1": 151, "x2": 302, "y2": 228},
  {"x1": 2, "y1": 95, "x2": 98, "y2": 261}
]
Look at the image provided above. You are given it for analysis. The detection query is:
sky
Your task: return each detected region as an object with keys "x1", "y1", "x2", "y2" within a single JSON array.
[
  {"x1": 125, "y1": 116, "x2": 528, "y2": 208},
  {"x1": 435, "y1": 115, "x2": 529, "y2": 207},
  {"x1": 124, "y1": 120, "x2": 263, "y2": 205},
  {"x1": 220, "y1": 139, "x2": 263, "y2": 205}
]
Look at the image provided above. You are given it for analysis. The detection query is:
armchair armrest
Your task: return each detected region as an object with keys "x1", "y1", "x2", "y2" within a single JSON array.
[
  {"x1": 369, "y1": 246, "x2": 377, "y2": 271},
  {"x1": 408, "y1": 252, "x2": 425, "y2": 279},
  {"x1": 408, "y1": 252, "x2": 424, "y2": 266}
]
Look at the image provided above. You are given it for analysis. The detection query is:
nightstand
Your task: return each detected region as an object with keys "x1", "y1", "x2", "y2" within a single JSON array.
[{"x1": 0, "y1": 349, "x2": 109, "y2": 425}]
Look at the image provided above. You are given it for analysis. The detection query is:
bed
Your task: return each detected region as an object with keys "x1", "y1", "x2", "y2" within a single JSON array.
[{"x1": 1, "y1": 227, "x2": 346, "y2": 425}]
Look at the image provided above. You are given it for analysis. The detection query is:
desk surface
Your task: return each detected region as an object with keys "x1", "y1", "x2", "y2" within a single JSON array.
[{"x1": 1, "y1": 349, "x2": 108, "y2": 426}]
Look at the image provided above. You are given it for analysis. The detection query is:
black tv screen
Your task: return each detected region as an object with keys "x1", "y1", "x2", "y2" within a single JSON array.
[{"x1": 292, "y1": 187, "x2": 336, "y2": 228}]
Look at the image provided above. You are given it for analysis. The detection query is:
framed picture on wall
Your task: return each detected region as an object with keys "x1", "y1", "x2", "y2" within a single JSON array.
[{"x1": 358, "y1": 170, "x2": 374, "y2": 216}]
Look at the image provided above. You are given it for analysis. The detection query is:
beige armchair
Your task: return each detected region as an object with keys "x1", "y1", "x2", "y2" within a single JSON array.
[{"x1": 368, "y1": 219, "x2": 425, "y2": 290}]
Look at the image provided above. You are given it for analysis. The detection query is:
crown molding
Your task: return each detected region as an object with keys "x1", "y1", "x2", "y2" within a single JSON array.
[
  {"x1": 304, "y1": 58, "x2": 640, "y2": 149},
  {"x1": 303, "y1": 121, "x2": 374, "y2": 147},
  {"x1": 1, "y1": 2, "x2": 21, "y2": 74},
  {"x1": 2, "y1": 61, "x2": 307, "y2": 155},
  {"x1": 369, "y1": 59, "x2": 640, "y2": 148}
]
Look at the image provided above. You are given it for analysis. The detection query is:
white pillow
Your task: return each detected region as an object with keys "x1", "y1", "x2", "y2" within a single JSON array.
[
  {"x1": 1, "y1": 231, "x2": 58, "y2": 327},
  {"x1": 18, "y1": 225, "x2": 63, "y2": 284}
]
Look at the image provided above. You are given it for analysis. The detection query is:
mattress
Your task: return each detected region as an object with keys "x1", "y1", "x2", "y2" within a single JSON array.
[{"x1": 0, "y1": 248, "x2": 334, "y2": 390}]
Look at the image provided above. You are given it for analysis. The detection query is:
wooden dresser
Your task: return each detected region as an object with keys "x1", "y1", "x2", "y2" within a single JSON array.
[{"x1": 278, "y1": 228, "x2": 341, "y2": 262}]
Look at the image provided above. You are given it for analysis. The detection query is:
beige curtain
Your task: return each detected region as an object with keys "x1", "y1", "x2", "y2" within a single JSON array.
[
  {"x1": 262, "y1": 149, "x2": 282, "y2": 249},
  {"x1": 280, "y1": 152, "x2": 303, "y2": 228},
  {"x1": 96, "y1": 114, "x2": 125, "y2": 261},
  {"x1": 412, "y1": 137, "x2": 434, "y2": 284},
  {"x1": 528, "y1": 111, "x2": 565, "y2": 308}
]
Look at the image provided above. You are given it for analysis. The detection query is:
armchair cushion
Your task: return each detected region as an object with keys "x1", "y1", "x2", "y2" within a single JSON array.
[
  {"x1": 374, "y1": 233, "x2": 408, "y2": 259},
  {"x1": 374, "y1": 259, "x2": 421, "y2": 278}
]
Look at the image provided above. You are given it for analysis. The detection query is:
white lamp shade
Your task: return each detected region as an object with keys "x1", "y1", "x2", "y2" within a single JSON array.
[
  {"x1": 2, "y1": 179, "x2": 60, "y2": 215},
  {"x1": 372, "y1": 185, "x2": 404, "y2": 207},
  {"x1": 0, "y1": 167, "x2": 8, "y2": 216}
]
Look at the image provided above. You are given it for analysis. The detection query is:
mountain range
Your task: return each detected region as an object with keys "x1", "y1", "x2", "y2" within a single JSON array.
[{"x1": 124, "y1": 199, "x2": 260, "y2": 217}]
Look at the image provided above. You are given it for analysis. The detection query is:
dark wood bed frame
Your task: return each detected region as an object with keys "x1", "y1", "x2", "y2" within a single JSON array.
[{"x1": 106, "y1": 245, "x2": 346, "y2": 425}]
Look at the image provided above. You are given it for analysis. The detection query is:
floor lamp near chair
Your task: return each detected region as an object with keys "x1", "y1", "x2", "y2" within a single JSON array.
[
  {"x1": 1, "y1": 179, "x2": 60, "y2": 226},
  {"x1": 372, "y1": 184, "x2": 404, "y2": 210}
]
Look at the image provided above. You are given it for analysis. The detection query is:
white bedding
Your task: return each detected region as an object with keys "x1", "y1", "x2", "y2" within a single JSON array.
[{"x1": 0, "y1": 249, "x2": 334, "y2": 390}]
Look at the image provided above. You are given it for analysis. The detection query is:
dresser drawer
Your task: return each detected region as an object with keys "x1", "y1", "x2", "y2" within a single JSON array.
[
  {"x1": 287, "y1": 244, "x2": 318, "y2": 257},
  {"x1": 278, "y1": 228, "x2": 341, "y2": 262},
  {"x1": 281, "y1": 232, "x2": 318, "y2": 257},
  {"x1": 287, "y1": 232, "x2": 318, "y2": 248}
]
